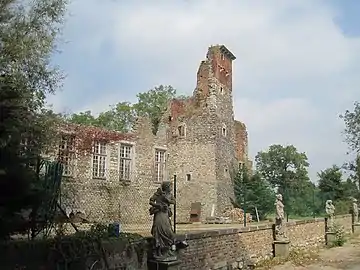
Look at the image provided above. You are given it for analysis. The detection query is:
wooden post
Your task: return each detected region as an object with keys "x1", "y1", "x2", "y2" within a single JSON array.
[{"x1": 173, "y1": 174, "x2": 177, "y2": 234}]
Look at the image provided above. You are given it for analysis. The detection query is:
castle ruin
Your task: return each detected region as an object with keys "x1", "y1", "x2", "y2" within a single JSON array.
[{"x1": 57, "y1": 45, "x2": 251, "y2": 227}]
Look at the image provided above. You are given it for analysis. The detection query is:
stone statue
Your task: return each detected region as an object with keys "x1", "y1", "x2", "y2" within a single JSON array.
[
  {"x1": 325, "y1": 200, "x2": 335, "y2": 231},
  {"x1": 274, "y1": 193, "x2": 287, "y2": 241},
  {"x1": 353, "y1": 198, "x2": 359, "y2": 224},
  {"x1": 149, "y1": 181, "x2": 188, "y2": 261}
]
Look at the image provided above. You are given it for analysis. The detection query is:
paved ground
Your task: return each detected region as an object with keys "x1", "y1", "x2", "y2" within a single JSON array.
[{"x1": 267, "y1": 236, "x2": 360, "y2": 270}]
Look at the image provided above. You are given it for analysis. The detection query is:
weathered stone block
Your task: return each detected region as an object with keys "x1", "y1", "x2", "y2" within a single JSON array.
[
  {"x1": 148, "y1": 260, "x2": 181, "y2": 270},
  {"x1": 273, "y1": 240, "x2": 290, "y2": 258},
  {"x1": 213, "y1": 260, "x2": 227, "y2": 269},
  {"x1": 353, "y1": 223, "x2": 360, "y2": 234},
  {"x1": 326, "y1": 232, "x2": 336, "y2": 245}
]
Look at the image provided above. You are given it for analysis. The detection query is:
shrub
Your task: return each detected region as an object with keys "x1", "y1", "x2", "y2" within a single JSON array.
[{"x1": 331, "y1": 222, "x2": 346, "y2": 247}]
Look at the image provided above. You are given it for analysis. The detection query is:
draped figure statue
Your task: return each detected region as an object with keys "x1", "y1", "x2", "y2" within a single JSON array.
[
  {"x1": 325, "y1": 200, "x2": 335, "y2": 231},
  {"x1": 149, "y1": 181, "x2": 188, "y2": 261},
  {"x1": 353, "y1": 198, "x2": 359, "y2": 224},
  {"x1": 275, "y1": 193, "x2": 287, "y2": 241}
]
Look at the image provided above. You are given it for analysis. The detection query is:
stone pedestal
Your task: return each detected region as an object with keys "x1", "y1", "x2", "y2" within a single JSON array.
[
  {"x1": 353, "y1": 223, "x2": 360, "y2": 234},
  {"x1": 326, "y1": 231, "x2": 336, "y2": 245},
  {"x1": 148, "y1": 260, "x2": 181, "y2": 270},
  {"x1": 273, "y1": 240, "x2": 290, "y2": 258}
]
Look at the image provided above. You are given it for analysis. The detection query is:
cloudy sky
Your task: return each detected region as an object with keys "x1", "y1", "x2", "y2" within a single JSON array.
[{"x1": 49, "y1": 0, "x2": 360, "y2": 181}]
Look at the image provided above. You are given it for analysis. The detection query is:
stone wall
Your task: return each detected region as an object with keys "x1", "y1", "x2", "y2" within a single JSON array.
[
  {"x1": 3, "y1": 215, "x2": 352, "y2": 269},
  {"x1": 178, "y1": 215, "x2": 352, "y2": 270},
  {"x1": 60, "y1": 118, "x2": 166, "y2": 225}
]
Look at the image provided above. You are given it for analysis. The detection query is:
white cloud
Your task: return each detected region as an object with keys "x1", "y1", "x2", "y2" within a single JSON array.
[{"x1": 55, "y1": 0, "x2": 360, "y2": 181}]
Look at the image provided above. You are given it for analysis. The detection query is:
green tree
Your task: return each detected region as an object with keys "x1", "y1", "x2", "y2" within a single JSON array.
[
  {"x1": 341, "y1": 101, "x2": 360, "y2": 153},
  {"x1": 68, "y1": 85, "x2": 186, "y2": 134},
  {"x1": 343, "y1": 156, "x2": 360, "y2": 199},
  {"x1": 234, "y1": 167, "x2": 275, "y2": 220},
  {"x1": 288, "y1": 181, "x2": 317, "y2": 217},
  {"x1": 67, "y1": 102, "x2": 136, "y2": 132},
  {"x1": 317, "y1": 165, "x2": 345, "y2": 201},
  {"x1": 67, "y1": 111, "x2": 97, "y2": 126},
  {"x1": 317, "y1": 165, "x2": 354, "y2": 215},
  {"x1": 133, "y1": 85, "x2": 177, "y2": 134},
  {"x1": 255, "y1": 144, "x2": 311, "y2": 218},
  {"x1": 342, "y1": 178, "x2": 358, "y2": 199},
  {"x1": 0, "y1": 0, "x2": 68, "y2": 239},
  {"x1": 341, "y1": 102, "x2": 360, "y2": 199},
  {"x1": 97, "y1": 102, "x2": 135, "y2": 132}
]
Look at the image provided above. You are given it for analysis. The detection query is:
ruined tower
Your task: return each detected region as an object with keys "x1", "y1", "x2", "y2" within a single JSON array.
[{"x1": 166, "y1": 45, "x2": 239, "y2": 222}]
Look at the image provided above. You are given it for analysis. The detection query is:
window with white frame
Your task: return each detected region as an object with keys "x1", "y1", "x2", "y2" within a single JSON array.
[
  {"x1": 155, "y1": 149, "x2": 166, "y2": 182},
  {"x1": 119, "y1": 144, "x2": 132, "y2": 181},
  {"x1": 58, "y1": 135, "x2": 75, "y2": 177},
  {"x1": 92, "y1": 141, "x2": 107, "y2": 179}
]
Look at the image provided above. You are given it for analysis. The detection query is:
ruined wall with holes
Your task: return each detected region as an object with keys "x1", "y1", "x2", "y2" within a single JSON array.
[
  {"x1": 56, "y1": 44, "x2": 252, "y2": 228},
  {"x1": 164, "y1": 45, "x2": 251, "y2": 222}
]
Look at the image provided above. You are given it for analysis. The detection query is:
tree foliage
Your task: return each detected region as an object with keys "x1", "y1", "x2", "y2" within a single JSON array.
[
  {"x1": 234, "y1": 166, "x2": 275, "y2": 220},
  {"x1": 67, "y1": 85, "x2": 182, "y2": 134},
  {"x1": 341, "y1": 96, "x2": 360, "y2": 202},
  {"x1": 317, "y1": 165, "x2": 357, "y2": 214},
  {"x1": 133, "y1": 85, "x2": 176, "y2": 134},
  {"x1": 317, "y1": 165, "x2": 345, "y2": 201},
  {"x1": 255, "y1": 144, "x2": 310, "y2": 192},
  {"x1": 1, "y1": 0, "x2": 67, "y2": 102},
  {"x1": 341, "y1": 101, "x2": 360, "y2": 153},
  {"x1": 255, "y1": 144, "x2": 314, "y2": 217},
  {"x1": 0, "y1": 0, "x2": 68, "y2": 239}
]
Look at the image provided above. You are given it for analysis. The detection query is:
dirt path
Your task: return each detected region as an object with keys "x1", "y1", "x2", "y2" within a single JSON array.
[{"x1": 266, "y1": 236, "x2": 360, "y2": 269}]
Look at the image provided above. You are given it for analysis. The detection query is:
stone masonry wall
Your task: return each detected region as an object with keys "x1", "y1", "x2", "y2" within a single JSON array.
[
  {"x1": 60, "y1": 117, "x2": 167, "y2": 226},
  {"x1": 178, "y1": 215, "x2": 352, "y2": 270}
]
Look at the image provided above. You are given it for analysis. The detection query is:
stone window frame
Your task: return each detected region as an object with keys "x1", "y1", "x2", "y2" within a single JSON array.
[
  {"x1": 58, "y1": 134, "x2": 76, "y2": 178},
  {"x1": 221, "y1": 123, "x2": 227, "y2": 137},
  {"x1": 186, "y1": 173, "x2": 191, "y2": 181},
  {"x1": 118, "y1": 141, "x2": 136, "y2": 182},
  {"x1": 92, "y1": 140, "x2": 108, "y2": 180},
  {"x1": 177, "y1": 123, "x2": 186, "y2": 137},
  {"x1": 220, "y1": 87, "x2": 224, "y2": 95},
  {"x1": 154, "y1": 147, "x2": 167, "y2": 183}
]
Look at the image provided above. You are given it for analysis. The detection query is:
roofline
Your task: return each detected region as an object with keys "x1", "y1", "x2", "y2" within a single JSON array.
[{"x1": 219, "y1": 45, "x2": 236, "y2": 60}]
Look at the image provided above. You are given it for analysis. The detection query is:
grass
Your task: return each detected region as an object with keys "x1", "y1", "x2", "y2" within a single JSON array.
[{"x1": 255, "y1": 248, "x2": 321, "y2": 269}]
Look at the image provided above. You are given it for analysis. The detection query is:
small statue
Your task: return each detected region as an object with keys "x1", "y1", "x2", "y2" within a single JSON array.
[
  {"x1": 149, "y1": 181, "x2": 188, "y2": 261},
  {"x1": 274, "y1": 193, "x2": 287, "y2": 241},
  {"x1": 352, "y1": 198, "x2": 359, "y2": 224},
  {"x1": 325, "y1": 200, "x2": 335, "y2": 231}
]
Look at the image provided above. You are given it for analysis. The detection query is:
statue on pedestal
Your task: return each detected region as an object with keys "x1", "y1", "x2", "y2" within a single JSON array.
[
  {"x1": 149, "y1": 181, "x2": 188, "y2": 262},
  {"x1": 274, "y1": 193, "x2": 287, "y2": 241},
  {"x1": 325, "y1": 200, "x2": 335, "y2": 231},
  {"x1": 352, "y1": 198, "x2": 359, "y2": 224}
]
